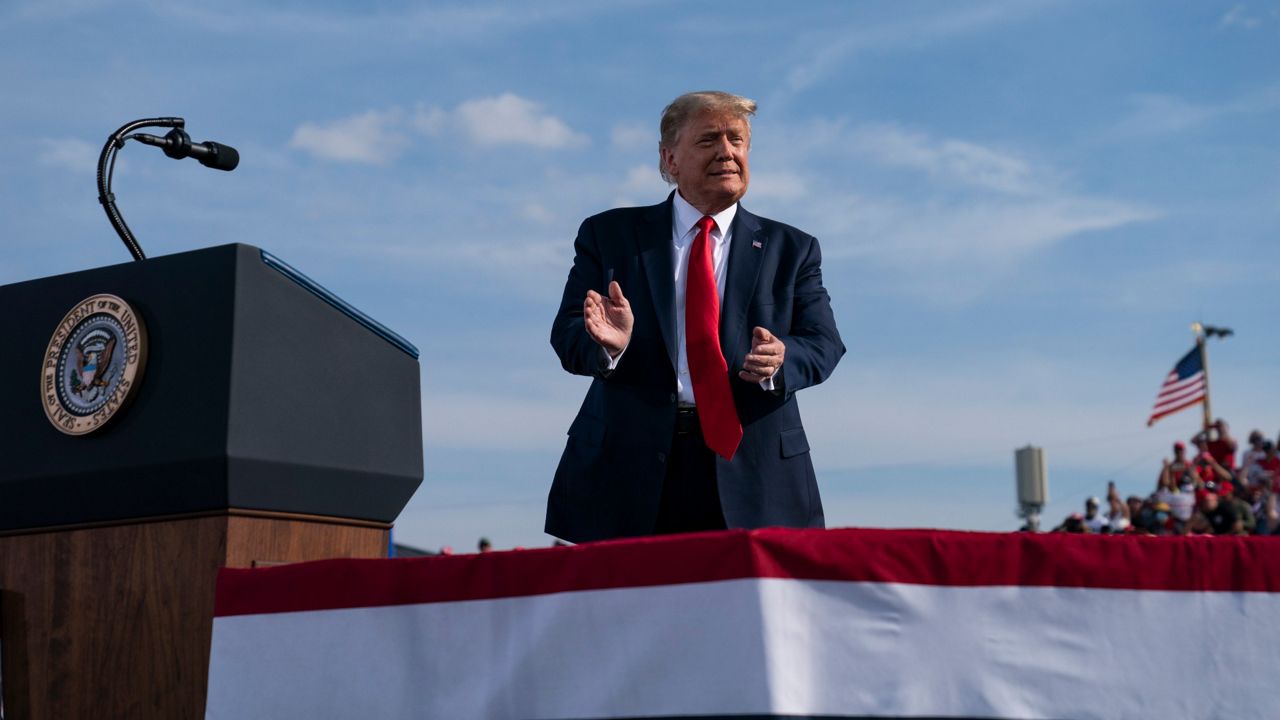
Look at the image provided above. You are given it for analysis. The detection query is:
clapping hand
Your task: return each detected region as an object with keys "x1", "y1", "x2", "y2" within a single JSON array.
[
  {"x1": 739, "y1": 326, "x2": 785, "y2": 383},
  {"x1": 584, "y1": 281, "x2": 633, "y2": 357}
]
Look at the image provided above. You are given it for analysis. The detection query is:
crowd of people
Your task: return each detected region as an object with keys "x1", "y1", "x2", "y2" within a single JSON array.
[{"x1": 1053, "y1": 419, "x2": 1280, "y2": 536}]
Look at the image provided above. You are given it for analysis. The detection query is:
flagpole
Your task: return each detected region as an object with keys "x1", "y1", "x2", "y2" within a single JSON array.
[{"x1": 1195, "y1": 327, "x2": 1212, "y2": 431}]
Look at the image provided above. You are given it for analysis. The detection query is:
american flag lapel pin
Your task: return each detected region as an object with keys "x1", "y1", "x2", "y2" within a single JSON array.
[{"x1": 752, "y1": 240, "x2": 763, "y2": 249}]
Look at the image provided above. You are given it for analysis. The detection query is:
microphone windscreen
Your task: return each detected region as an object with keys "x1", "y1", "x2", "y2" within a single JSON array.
[{"x1": 201, "y1": 142, "x2": 239, "y2": 171}]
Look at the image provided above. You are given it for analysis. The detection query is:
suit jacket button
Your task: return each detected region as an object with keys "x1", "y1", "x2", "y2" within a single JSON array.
[
  {"x1": 657, "y1": 452, "x2": 666, "y2": 463},
  {"x1": 669, "y1": 393, "x2": 677, "y2": 404}
]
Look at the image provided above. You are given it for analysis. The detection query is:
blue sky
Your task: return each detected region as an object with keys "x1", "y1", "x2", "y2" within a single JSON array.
[{"x1": 3, "y1": 1, "x2": 1277, "y2": 551}]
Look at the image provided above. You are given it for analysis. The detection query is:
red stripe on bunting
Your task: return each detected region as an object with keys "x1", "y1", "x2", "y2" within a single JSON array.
[{"x1": 213, "y1": 527, "x2": 1280, "y2": 618}]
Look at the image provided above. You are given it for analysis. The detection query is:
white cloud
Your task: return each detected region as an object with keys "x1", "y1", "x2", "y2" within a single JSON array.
[
  {"x1": 801, "y1": 355, "x2": 1147, "y2": 469},
  {"x1": 281, "y1": 110, "x2": 1158, "y2": 308},
  {"x1": 354, "y1": 230, "x2": 571, "y2": 300},
  {"x1": 452, "y1": 93, "x2": 588, "y2": 149},
  {"x1": 1219, "y1": 4, "x2": 1262, "y2": 29},
  {"x1": 610, "y1": 122, "x2": 653, "y2": 151},
  {"x1": 609, "y1": 164, "x2": 669, "y2": 208},
  {"x1": 411, "y1": 104, "x2": 448, "y2": 135},
  {"x1": 747, "y1": 170, "x2": 807, "y2": 201},
  {"x1": 11, "y1": 0, "x2": 110, "y2": 21},
  {"x1": 803, "y1": 192, "x2": 1156, "y2": 304},
  {"x1": 928, "y1": 198, "x2": 1145, "y2": 261},
  {"x1": 619, "y1": 163, "x2": 667, "y2": 196},
  {"x1": 520, "y1": 202, "x2": 556, "y2": 224},
  {"x1": 291, "y1": 94, "x2": 588, "y2": 163},
  {"x1": 37, "y1": 137, "x2": 98, "y2": 173},
  {"x1": 748, "y1": 121, "x2": 1158, "y2": 303},
  {"x1": 892, "y1": 199, "x2": 1152, "y2": 287},
  {"x1": 1095, "y1": 258, "x2": 1260, "y2": 311},
  {"x1": 289, "y1": 109, "x2": 409, "y2": 164},
  {"x1": 1111, "y1": 94, "x2": 1219, "y2": 137},
  {"x1": 780, "y1": 1, "x2": 1053, "y2": 99},
  {"x1": 1106, "y1": 86, "x2": 1280, "y2": 141},
  {"x1": 143, "y1": 3, "x2": 629, "y2": 43},
  {"x1": 849, "y1": 124, "x2": 1038, "y2": 195}
]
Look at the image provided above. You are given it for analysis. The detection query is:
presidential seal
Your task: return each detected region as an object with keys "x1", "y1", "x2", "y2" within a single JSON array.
[{"x1": 41, "y1": 294, "x2": 148, "y2": 435}]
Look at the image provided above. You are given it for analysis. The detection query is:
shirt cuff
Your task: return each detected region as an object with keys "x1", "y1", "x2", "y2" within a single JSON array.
[
  {"x1": 758, "y1": 363, "x2": 781, "y2": 392},
  {"x1": 601, "y1": 344, "x2": 627, "y2": 370}
]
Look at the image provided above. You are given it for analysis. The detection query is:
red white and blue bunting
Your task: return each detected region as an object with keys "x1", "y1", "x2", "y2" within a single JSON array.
[{"x1": 206, "y1": 528, "x2": 1280, "y2": 719}]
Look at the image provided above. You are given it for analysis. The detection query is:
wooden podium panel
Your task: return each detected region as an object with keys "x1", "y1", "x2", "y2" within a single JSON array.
[{"x1": 0, "y1": 512, "x2": 387, "y2": 720}]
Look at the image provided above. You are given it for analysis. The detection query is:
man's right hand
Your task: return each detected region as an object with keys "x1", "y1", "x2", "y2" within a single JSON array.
[{"x1": 584, "y1": 280, "x2": 632, "y2": 357}]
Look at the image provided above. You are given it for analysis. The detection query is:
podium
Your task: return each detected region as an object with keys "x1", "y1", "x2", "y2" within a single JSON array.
[{"x1": 0, "y1": 244, "x2": 423, "y2": 719}]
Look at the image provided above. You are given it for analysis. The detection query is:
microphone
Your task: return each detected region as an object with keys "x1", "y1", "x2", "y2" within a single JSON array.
[{"x1": 132, "y1": 128, "x2": 239, "y2": 171}]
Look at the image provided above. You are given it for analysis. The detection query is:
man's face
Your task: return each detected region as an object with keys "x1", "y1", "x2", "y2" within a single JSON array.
[
  {"x1": 661, "y1": 110, "x2": 750, "y2": 215},
  {"x1": 1127, "y1": 497, "x2": 1143, "y2": 517}
]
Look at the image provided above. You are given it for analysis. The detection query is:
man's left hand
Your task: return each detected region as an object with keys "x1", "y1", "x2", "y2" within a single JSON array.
[{"x1": 739, "y1": 326, "x2": 784, "y2": 383}]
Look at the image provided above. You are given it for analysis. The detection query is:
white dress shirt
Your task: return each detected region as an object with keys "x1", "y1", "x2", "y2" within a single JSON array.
[{"x1": 604, "y1": 191, "x2": 775, "y2": 402}]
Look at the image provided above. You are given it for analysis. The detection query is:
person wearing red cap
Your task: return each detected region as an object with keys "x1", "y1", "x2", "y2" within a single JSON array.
[
  {"x1": 1190, "y1": 446, "x2": 1233, "y2": 488},
  {"x1": 1161, "y1": 441, "x2": 1192, "y2": 486},
  {"x1": 1194, "y1": 485, "x2": 1244, "y2": 535}
]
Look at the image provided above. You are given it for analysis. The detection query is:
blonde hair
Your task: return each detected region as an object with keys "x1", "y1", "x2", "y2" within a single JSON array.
[{"x1": 658, "y1": 91, "x2": 757, "y2": 183}]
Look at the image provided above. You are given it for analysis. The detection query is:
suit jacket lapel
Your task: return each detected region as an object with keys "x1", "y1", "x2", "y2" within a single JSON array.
[
  {"x1": 639, "y1": 195, "x2": 678, "y2": 371},
  {"x1": 720, "y1": 205, "x2": 765, "y2": 370}
]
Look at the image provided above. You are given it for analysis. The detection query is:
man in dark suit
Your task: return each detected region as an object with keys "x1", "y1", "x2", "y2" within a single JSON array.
[{"x1": 547, "y1": 91, "x2": 844, "y2": 543}]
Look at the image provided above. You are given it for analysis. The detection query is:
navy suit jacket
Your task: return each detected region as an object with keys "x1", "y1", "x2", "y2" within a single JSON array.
[{"x1": 546, "y1": 194, "x2": 844, "y2": 543}]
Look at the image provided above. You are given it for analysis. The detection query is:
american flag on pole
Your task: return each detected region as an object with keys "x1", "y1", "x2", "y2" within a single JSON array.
[{"x1": 1147, "y1": 345, "x2": 1206, "y2": 426}]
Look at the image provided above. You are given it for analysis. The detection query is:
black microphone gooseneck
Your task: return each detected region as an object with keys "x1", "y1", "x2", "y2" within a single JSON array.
[
  {"x1": 98, "y1": 117, "x2": 183, "y2": 261},
  {"x1": 96, "y1": 117, "x2": 240, "y2": 262}
]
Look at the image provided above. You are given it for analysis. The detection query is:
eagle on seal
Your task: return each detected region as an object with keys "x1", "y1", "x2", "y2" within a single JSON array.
[{"x1": 74, "y1": 336, "x2": 117, "y2": 393}]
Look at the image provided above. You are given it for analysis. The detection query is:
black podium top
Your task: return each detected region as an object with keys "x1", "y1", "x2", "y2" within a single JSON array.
[{"x1": 0, "y1": 244, "x2": 423, "y2": 531}]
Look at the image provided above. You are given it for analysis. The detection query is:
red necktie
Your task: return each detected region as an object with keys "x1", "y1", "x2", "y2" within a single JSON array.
[{"x1": 687, "y1": 216, "x2": 742, "y2": 460}]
